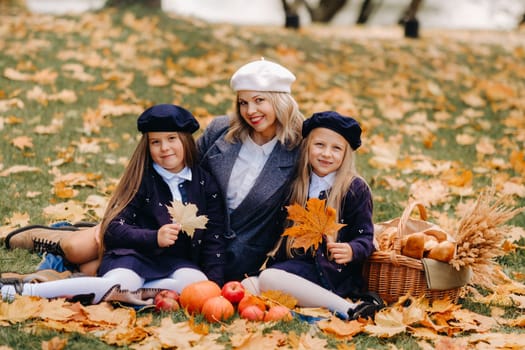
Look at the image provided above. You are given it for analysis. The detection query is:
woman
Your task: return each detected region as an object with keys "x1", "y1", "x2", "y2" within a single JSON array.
[{"x1": 198, "y1": 59, "x2": 303, "y2": 281}]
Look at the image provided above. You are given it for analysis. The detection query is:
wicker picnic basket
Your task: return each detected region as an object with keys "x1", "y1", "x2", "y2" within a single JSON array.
[{"x1": 363, "y1": 201, "x2": 464, "y2": 304}]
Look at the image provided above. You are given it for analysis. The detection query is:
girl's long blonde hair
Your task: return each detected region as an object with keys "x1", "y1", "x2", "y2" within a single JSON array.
[
  {"x1": 97, "y1": 132, "x2": 197, "y2": 262},
  {"x1": 285, "y1": 131, "x2": 365, "y2": 257},
  {"x1": 225, "y1": 91, "x2": 303, "y2": 149}
]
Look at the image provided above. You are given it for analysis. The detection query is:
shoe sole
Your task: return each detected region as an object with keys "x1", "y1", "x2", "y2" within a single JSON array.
[
  {"x1": 347, "y1": 291, "x2": 386, "y2": 321},
  {"x1": 4, "y1": 225, "x2": 79, "y2": 249},
  {"x1": 1, "y1": 269, "x2": 72, "y2": 283},
  {"x1": 72, "y1": 222, "x2": 97, "y2": 228},
  {"x1": 351, "y1": 303, "x2": 379, "y2": 320}
]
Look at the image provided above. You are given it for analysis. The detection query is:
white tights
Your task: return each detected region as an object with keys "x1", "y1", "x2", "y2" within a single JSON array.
[
  {"x1": 242, "y1": 268, "x2": 357, "y2": 315},
  {"x1": 142, "y1": 268, "x2": 207, "y2": 290},
  {"x1": 1, "y1": 267, "x2": 207, "y2": 303}
]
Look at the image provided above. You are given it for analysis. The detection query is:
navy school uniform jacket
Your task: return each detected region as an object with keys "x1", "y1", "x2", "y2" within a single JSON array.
[
  {"x1": 269, "y1": 177, "x2": 375, "y2": 297},
  {"x1": 100, "y1": 163, "x2": 227, "y2": 286},
  {"x1": 197, "y1": 116, "x2": 300, "y2": 281}
]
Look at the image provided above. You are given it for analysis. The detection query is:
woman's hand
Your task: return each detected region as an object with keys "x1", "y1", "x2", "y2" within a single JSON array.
[
  {"x1": 157, "y1": 223, "x2": 182, "y2": 248},
  {"x1": 327, "y1": 242, "x2": 353, "y2": 264}
]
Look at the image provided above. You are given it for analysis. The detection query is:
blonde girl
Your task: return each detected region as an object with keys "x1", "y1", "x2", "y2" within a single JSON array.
[{"x1": 243, "y1": 111, "x2": 384, "y2": 320}]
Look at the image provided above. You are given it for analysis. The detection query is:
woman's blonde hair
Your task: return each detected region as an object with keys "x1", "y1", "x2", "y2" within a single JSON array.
[
  {"x1": 224, "y1": 91, "x2": 303, "y2": 149},
  {"x1": 97, "y1": 132, "x2": 197, "y2": 261},
  {"x1": 285, "y1": 131, "x2": 365, "y2": 257}
]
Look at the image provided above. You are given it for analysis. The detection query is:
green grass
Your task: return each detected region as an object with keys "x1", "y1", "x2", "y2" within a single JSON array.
[
  {"x1": 1, "y1": 2, "x2": 525, "y2": 349},
  {"x1": 0, "y1": 326, "x2": 115, "y2": 350}
]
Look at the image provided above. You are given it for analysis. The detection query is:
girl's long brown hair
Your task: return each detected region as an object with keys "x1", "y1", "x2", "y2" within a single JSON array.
[{"x1": 97, "y1": 132, "x2": 198, "y2": 262}]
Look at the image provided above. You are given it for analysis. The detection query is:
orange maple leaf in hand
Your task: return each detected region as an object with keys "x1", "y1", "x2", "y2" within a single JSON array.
[{"x1": 282, "y1": 198, "x2": 346, "y2": 251}]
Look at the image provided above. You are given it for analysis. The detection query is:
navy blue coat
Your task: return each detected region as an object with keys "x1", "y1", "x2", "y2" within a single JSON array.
[
  {"x1": 269, "y1": 177, "x2": 374, "y2": 297},
  {"x1": 98, "y1": 164, "x2": 226, "y2": 286},
  {"x1": 197, "y1": 116, "x2": 300, "y2": 281}
]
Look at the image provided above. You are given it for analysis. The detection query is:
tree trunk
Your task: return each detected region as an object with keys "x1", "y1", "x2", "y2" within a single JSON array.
[
  {"x1": 281, "y1": 0, "x2": 302, "y2": 28},
  {"x1": 399, "y1": 0, "x2": 422, "y2": 24},
  {"x1": 106, "y1": 0, "x2": 160, "y2": 7},
  {"x1": 281, "y1": 0, "x2": 348, "y2": 26},
  {"x1": 306, "y1": 0, "x2": 348, "y2": 22},
  {"x1": 281, "y1": 0, "x2": 302, "y2": 15},
  {"x1": 356, "y1": 0, "x2": 374, "y2": 24},
  {"x1": 401, "y1": 0, "x2": 422, "y2": 38}
]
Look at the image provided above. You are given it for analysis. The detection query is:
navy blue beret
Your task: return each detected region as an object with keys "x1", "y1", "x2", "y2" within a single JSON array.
[
  {"x1": 137, "y1": 104, "x2": 199, "y2": 134},
  {"x1": 302, "y1": 111, "x2": 362, "y2": 150}
]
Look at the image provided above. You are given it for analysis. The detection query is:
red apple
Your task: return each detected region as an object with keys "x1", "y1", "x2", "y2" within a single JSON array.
[
  {"x1": 154, "y1": 289, "x2": 180, "y2": 312},
  {"x1": 238, "y1": 294, "x2": 266, "y2": 314},
  {"x1": 264, "y1": 305, "x2": 292, "y2": 322},
  {"x1": 240, "y1": 304, "x2": 265, "y2": 321},
  {"x1": 221, "y1": 281, "x2": 245, "y2": 304}
]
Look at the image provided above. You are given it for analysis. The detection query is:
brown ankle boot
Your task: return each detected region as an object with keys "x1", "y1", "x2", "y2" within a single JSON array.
[{"x1": 5, "y1": 225, "x2": 79, "y2": 254}]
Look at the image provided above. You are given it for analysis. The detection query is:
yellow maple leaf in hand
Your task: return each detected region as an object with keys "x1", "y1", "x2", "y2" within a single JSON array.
[
  {"x1": 282, "y1": 198, "x2": 346, "y2": 251},
  {"x1": 166, "y1": 200, "x2": 208, "y2": 238}
]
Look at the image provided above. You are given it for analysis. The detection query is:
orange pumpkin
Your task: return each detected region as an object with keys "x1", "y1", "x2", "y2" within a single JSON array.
[
  {"x1": 201, "y1": 296, "x2": 234, "y2": 322},
  {"x1": 237, "y1": 294, "x2": 266, "y2": 314},
  {"x1": 179, "y1": 280, "x2": 222, "y2": 314},
  {"x1": 264, "y1": 305, "x2": 293, "y2": 322}
]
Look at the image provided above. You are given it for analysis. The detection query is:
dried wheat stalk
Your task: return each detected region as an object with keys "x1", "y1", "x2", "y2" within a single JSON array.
[{"x1": 450, "y1": 188, "x2": 524, "y2": 287}]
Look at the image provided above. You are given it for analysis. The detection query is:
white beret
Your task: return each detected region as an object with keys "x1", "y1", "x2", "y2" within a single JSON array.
[{"x1": 230, "y1": 59, "x2": 296, "y2": 93}]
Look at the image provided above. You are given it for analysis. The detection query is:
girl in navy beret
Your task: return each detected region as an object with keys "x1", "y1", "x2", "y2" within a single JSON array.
[
  {"x1": 1, "y1": 104, "x2": 226, "y2": 304},
  {"x1": 243, "y1": 111, "x2": 383, "y2": 320}
]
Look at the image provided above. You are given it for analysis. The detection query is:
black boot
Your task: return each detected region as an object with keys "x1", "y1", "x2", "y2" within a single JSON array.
[{"x1": 347, "y1": 291, "x2": 385, "y2": 320}]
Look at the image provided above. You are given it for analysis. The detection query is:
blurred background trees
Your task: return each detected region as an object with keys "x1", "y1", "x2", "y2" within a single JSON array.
[
  {"x1": 281, "y1": 0, "x2": 423, "y2": 25},
  {"x1": 281, "y1": 0, "x2": 423, "y2": 37}
]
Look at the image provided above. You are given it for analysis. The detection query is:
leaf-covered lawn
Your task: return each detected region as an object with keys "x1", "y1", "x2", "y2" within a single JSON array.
[{"x1": 0, "y1": 2, "x2": 524, "y2": 349}]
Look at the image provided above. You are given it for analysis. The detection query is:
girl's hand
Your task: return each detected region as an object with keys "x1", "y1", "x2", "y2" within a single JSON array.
[
  {"x1": 327, "y1": 242, "x2": 353, "y2": 264},
  {"x1": 157, "y1": 223, "x2": 182, "y2": 248}
]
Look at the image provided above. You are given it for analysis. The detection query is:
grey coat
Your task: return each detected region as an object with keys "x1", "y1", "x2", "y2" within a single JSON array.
[{"x1": 197, "y1": 116, "x2": 300, "y2": 281}]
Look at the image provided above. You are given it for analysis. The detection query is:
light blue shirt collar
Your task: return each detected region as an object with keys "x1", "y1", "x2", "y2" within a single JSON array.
[
  {"x1": 153, "y1": 163, "x2": 192, "y2": 202},
  {"x1": 309, "y1": 172, "x2": 335, "y2": 199},
  {"x1": 153, "y1": 162, "x2": 192, "y2": 182}
]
